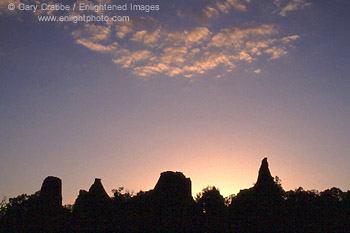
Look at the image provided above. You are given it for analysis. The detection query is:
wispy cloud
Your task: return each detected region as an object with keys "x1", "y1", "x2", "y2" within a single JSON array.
[
  {"x1": 202, "y1": 0, "x2": 250, "y2": 18},
  {"x1": 130, "y1": 29, "x2": 161, "y2": 47},
  {"x1": 72, "y1": 24, "x2": 111, "y2": 41},
  {"x1": 209, "y1": 24, "x2": 277, "y2": 47},
  {"x1": 166, "y1": 27, "x2": 211, "y2": 46},
  {"x1": 116, "y1": 21, "x2": 134, "y2": 39},
  {"x1": 277, "y1": 0, "x2": 311, "y2": 16},
  {"x1": 75, "y1": 39, "x2": 118, "y2": 53},
  {"x1": 254, "y1": 69, "x2": 261, "y2": 74},
  {"x1": 106, "y1": 23, "x2": 299, "y2": 77},
  {"x1": 69, "y1": 21, "x2": 299, "y2": 77},
  {"x1": 1, "y1": 0, "x2": 304, "y2": 78},
  {"x1": 71, "y1": 24, "x2": 117, "y2": 53},
  {"x1": 113, "y1": 50, "x2": 155, "y2": 68}
]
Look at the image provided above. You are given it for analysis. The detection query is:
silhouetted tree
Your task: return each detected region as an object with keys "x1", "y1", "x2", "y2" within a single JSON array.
[
  {"x1": 224, "y1": 194, "x2": 236, "y2": 206},
  {"x1": 112, "y1": 187, "x2": 133, "y2": 204},
  {"x1": 195, "y1": 186, "x2": 228, "y2": 232},
  {"x1": 284, "y1": 187, "x2": 321, "y2": 231},
  {"x1": 1, "y1": 193, "x2": 38, "y2": 232},
  {"x1": 319, "y1": 187, "x2": 347, "y2": 232},
  {"x1": 0, "y1": 196, "x2": 7, "y2": 216},
  {"x1": 195, "y1": 186, "x2": 226, "y2": 216}
]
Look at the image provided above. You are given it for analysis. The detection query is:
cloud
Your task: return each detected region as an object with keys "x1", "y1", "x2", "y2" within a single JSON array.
[
  {"x1": 184, "y1": 27, "x2": 211, "y2": 44},
  {"x1": 202, "y1": 6, "x2": 220, "y2": 18},
  {"x1": 132, "y1": 63, "x2": 173, "y2": 77},
  {"x1": 107, "y1": 22, "x2": 298, "y2": 78},
  {"x1": 166, "y1": 27, "x2": 211, "y2": 47},
  {"x1": 210, "y1": 24, "x2": 277, "y2": 47},
  {"x1": 71, "y1": 24, "x2": 117, "y2": 53},
  {"x1": 116, "y1": 21, "x2": 134, "y2": 39},
  {"x1": 226, "y1": 0, "x2": 249, "y2": 11},
  {"x1": 239, "y1": 50, "x2": 254, "y2": 62},
  {"x1": 82, "y1": 23, "x2": 298, "y2": 77},
  {"x1": 279, "y1": 0, "x2": 311, "y2": 16},
  {"x1": 113, "y1": 49, "x2": 154, "y2": 68},
  {"x1": 282, "y1": 34, "x2": 300, "y2": 43},
  {"x1": 202, "y1": 0, "x2": 249, "y2": 18},
  {"x1": 264, "y1": 47, "x2": 287, "y2": 59},
  {"x1": 75, "y1": 39, "x2": 118, "y2": 53},
  {"x1": 2, "y1": 0, "x2": 303, "y2": 78},
  {"x1": 72, "y1": 24, "x2": 111, "y2": 42},
  {"x1": 160, "y1": 47, "x2": 188, "y2": 65},
  {"x1": 190, "y1": 53, "x2": 236, "y2": 72},
  {"x1": 246, "y1": 39, "x2": 276, "y2": 55},
  {"x1": 130, "y1": 29, "x2": 161, "y2": 47},
  {"x1": 254, "y1": 69, "x2": 261, "y2": 74}
]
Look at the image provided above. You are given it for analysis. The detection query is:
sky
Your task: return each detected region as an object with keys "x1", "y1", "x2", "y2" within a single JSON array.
[{"x1": 0, "y1": 0, "x2": 350, "y2": 204}]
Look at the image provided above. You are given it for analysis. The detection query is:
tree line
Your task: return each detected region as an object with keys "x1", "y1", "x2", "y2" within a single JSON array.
[{"x1": 1, "y1": 159, "x2": 349, "y2": 232}]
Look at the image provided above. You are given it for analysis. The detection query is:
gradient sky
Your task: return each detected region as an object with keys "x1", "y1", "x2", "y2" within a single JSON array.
[{"x1": 1, "y1": 0, "x2": 350, "y2": 204}]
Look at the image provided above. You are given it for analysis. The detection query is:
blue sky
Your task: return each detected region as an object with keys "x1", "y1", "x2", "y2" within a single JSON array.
[{"x1": 1, "y1": 0, "x2": 350, "y2": 204}]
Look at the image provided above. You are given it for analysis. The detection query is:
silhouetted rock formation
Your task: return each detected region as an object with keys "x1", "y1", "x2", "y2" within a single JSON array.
[
  {"x1": 0, "y1": 176, "x2": 71, "y2": 232},
  {"x1": 88, "y1": 178, "x2": 110, "y2": 200},
  {"x1": 255, "y1": 157, "x2": 275, "y2": 190},
  {"x1": 252, "y1": 157, "x2": 285, "y2": 198},
  {"x1": 39, "y1": 176, "x2": 62, "y2": 210},
  {"x1": 231, "y1": 158, "x2": 285, "y2": 232},
  {"x1": 154, "y1": 171, "x2": 192, "y2": 201},
  {"x1": 126, "y1": 171, "x2": 197, "y2": 232},
  {"x1": 235, "y1": 158, "x2": 281, "y2": 195},
  {"x1": 72, "y1": 178, "x2": 112, "y2": 231},
  {"x1": 3, "y1": 158, "x2": 350, "y2": 232},
  {"x1": 73, "y1": 178, "x2": 111, "y2": 211}
]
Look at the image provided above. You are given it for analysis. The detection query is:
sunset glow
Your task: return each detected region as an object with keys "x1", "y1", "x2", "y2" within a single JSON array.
[{"x1": 1, "y1": 0, "x2": 350, "y2": 205}]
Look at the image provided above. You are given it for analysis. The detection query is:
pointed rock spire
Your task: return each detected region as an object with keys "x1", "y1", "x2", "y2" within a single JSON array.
[
  {"x1": 88, "y1": 178, "x2": 110, "y2": 200},
  {"x1": 254, "y1": 158, "x2": 275, "y2": 190},
  {"x1": 73, "y1": 178, "x2": 111, "y2": 216}
]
